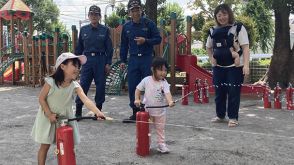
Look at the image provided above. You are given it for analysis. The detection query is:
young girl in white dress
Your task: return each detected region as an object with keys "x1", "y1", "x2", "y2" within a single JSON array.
[{"x1": 31, "y1": 52, "x2": 105, "y2": 165}]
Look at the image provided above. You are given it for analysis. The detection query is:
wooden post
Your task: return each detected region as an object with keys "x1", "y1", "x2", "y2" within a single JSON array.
[
  {"x1": 28, "y1": 17, "x2": 33, "y2": 46},
  {"x1": 17, "y1": 18, "x2": 22, "y2": 53},
  {"x1": 0, "y1": 18, "x2": 3, "y2": 84},
  {"x1": 23, "y1": 32, "x2": 29, "y2": 84},
  {"x1": 169, "y1": 12, "x2": 177, "y2": 94},
  {"x1": 31, "y1": 36, "x2": 37, "y2": 87},
  {"x1": 62, "y1": 33, "x2": 69, "y2": 52},
  {"x1": 159, "y1": 19, "x2": 166, "y2": 58},
  {"x1": 186, "y1": 16, "x2": 192, "y2": 55},
  {"x1": 10, "y1": 17, "x2": 16, "y2": 85},
  {"x1": 54, "y1": 28, "x2": 60, "y2": 64},
  {"x1": 71, "y1": 25, "x2": 77, "y2": 53},
  {"x1": 45, "y1": 34, "x2": 50, "y2": 75},
  {"x1": 38, "y1": 35, "x2": 44, "y2": 84}
]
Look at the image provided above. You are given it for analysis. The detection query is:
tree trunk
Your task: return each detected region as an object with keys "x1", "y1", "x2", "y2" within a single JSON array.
[
  {"x1": 268, "y1": 2, "x2": 292, "y2": 88},
  {"x1": 145, "y1": 0, "x2": 157, "y2": 24}
]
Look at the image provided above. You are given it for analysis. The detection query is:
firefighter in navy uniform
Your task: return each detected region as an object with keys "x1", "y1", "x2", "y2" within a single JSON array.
[
  {"x1": 75, "y1": 5, "x2": 113, "y2": 117},
  {"x1": 120, "y1": 0, "x2": 162, "y2": 123}
]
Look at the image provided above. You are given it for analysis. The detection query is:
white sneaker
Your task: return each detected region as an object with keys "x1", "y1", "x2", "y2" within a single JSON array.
[{"x1": 157, "y1": 143, "x2": 170, "y2": 153}]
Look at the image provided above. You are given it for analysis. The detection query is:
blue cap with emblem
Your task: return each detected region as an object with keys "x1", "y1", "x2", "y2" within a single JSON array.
[
  {"x1": 88, "y1": 5, "x2": 101, "y2": 14},
  {"x1": 127, "y1": 0, "x2": 142, "y2": 10}
]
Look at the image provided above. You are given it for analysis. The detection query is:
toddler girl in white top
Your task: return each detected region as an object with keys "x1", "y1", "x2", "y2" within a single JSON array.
[{"x1": 134, "y1": 57, "x2": 174, "y2": 153}]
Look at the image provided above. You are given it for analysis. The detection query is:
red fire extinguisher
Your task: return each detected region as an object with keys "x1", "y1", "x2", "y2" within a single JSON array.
[
  {"x1": 202, "y1": 79, "x2": 209, "y2": 103},
  {"x1": 181, "y1": 85, "x2": 189, "y2": 105},
  {"x1": 194, "y1": 79, "x2": 201, "y2": 103},
  {"x1": 274, "y1": 82, "x2": 282, "y2": 109},
  {"x1": 263, "y1": 83, "x2": 272, "y2": 109},
  {"x1": 286, "y1": 83, "x2": 294, "y2": 110},
  {"x1": 55, "y1": 116, "x2": 100, "y2": 165},
  {"x1": 55, "y1": 119, "x2": 77, "y2": 165},
  {"x1": 136, "y1": 106, "x2": 150, "y2": 156}
]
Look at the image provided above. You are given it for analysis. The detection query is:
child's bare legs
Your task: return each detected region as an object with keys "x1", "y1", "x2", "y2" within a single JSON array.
[
  {"x1": 230, "y1": 48, "x2": 240, "y2": 66},
  {"x1": 38, "y1": 144, "x2": 50, "y2": 165}
]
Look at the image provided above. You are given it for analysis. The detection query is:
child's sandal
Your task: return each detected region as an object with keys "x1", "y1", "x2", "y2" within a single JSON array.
[{"x1": 228, "y1": 120, "x2": 239, "y2": 127}]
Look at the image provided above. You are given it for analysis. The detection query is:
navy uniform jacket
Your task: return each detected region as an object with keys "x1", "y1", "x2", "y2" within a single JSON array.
[
  {"x1": 75, "y1": 24, "x2": 113, "y2": 65},
  {"x1": 120, "y1": 17, "x2": 162, "y2": 63}
]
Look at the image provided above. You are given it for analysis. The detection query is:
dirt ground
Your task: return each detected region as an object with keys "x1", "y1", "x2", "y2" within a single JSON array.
[{"x1": 1, "y1": 85, "x2": 294, "y2": 165}]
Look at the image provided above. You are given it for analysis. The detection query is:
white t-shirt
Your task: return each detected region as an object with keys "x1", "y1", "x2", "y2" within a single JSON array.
[
  {"x1": 136, "y1": 76, "x2": 171, "y2": 116},
  {"x1": 206, "y1": 25, "x2": 249, "y2": 66}
]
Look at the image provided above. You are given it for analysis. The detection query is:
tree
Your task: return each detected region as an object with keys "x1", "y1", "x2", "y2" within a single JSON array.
[
  {"x1": 115, "y1": 3, "x2": 128, "y2": 20},
  {"x1": 0, "y1": 0, "x2": 65, "y2": 33},
  {"x1": 26, "y1": 0, "x2": 62, "y2": 33},
  {"x1": 242, "y1": 0, "x2": 274, "y2": 53},
  {"x1": 145, "y1": 0, "x2": 158, "y2": 23},
  {"x1": 266, "y1": 0, "x2": 294, "y2": 88},
  {"x1": 144, "y1": 0, "x2": 166, "y2": 24},
  {"x1": 192, "y1": 12, "x2": 205, "y2": 40},
  {"x1": 105, "y1": 13, "x2": 120, "y2": 28},
  {"x1": 158, "y1": 2, "x2": 185, "y2": 33},
  {"x1": 189, "y1": 0, "x2": 243, "y2": 20},
  {"x1": 114, "y1": 0, "x2": 166, "y2": 24}
]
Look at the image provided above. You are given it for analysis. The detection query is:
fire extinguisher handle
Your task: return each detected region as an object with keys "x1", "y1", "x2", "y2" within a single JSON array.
[
  {"x1": 139, "y1": 103, "x2": 170, "y2": 109},
  {"x1": 68, "y1": 116, "x2": 97, "y2": 122},
  {"x1": 145, "y1": 105, "x2": 169, "y2": 108}
]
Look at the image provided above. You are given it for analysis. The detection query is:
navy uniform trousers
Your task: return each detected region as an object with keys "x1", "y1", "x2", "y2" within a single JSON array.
[
  {"x1": 212, "y1": 66, "x2": 244, "y2": 120},
  {"x1": 75, "y1": 53, "x2": 106, "y2": 111},
  {"x1": 127, "y1": 55, "x2": 152, "y2": 109}
]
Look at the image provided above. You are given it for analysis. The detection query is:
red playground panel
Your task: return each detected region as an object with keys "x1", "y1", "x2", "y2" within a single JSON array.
[{"x1": 176, "y1": 54, "x2": 266, "y2": 94}]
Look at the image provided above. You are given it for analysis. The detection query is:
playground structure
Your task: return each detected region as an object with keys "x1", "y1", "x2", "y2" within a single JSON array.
[
  {"x1": 161, "y1": 12, "x2": 267, "y2": 96},
  {"x1": 0, "y1": 0, "x2": 269, "y2": 100},
  {"x1": 0, "y1": 0, "x2": 125, "y2": 89}
]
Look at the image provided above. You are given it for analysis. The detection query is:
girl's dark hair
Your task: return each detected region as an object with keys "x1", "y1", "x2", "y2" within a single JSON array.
[
  {"x1": 152, "y1": 57, "x2": 168, "y2": 71},
  {"x1": 214, "y1": 4, "x2": 235, "y2": 26},
  {"x1": 50, "y1": 58, "x2": 81, "y2": 87}
]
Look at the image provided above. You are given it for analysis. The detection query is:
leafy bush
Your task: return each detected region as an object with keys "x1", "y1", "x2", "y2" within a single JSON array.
[
  {"x1": 105, "y1": 13, "x2": 120, "y2": 28},
  {"x1": 192, "y1": 48, "x2": 206, "y2": 56},
  {"x1": 258, "y1": 59, "x2": 271, "y2": 66}
]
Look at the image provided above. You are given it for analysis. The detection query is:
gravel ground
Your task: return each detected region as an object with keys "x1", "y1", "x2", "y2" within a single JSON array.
[{"x1": 1, "y1": 86, "x2": 294, "y2": 165}]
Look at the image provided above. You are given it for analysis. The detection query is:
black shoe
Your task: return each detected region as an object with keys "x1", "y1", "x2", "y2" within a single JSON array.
[
  {"x1": 75, "y1": 114, "x2": 82, "y2": 122},
  {"x1": 75, "y1": 104, "x2": 83, "y2": 121},
  {"x1": 122, "y1": 115, "x2": 136, "y2": 123},
  {"x1": 96, "y1": 104, "x2": 102, "y2": 112},
  {"x1": 75, "y1": 104, "x2": 82, "y2": 116}
]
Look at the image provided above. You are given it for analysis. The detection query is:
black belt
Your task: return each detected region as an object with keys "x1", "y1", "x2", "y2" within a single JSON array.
[
  {"x1": 85, "y1": 52, "x2": 105, "y2": 56},
  {"x1": 130, "y1": 53, "x2": 143, "y2": 57}
]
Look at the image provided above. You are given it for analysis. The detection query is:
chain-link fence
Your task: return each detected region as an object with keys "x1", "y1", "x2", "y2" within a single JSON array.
[{"x1": 199, "y1": 55, "x2": 271, "y2": 84}]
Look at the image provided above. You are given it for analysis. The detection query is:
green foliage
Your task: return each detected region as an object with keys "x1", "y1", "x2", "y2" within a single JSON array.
[
  {"x1": 199, "y1": 61, "x2": 212, "y2": 68},
  {"x1": 158, "y1": 2, "x2": 185, "y2": 33},
  {"x1": 235, "y1": 15, "x2": 258, "y2": 50},
  {"x1": 115, "y1": 3, "x2": 128, "y2": 20},
  {"x1": 192, "y1": 48, "x2": 206, "y2": 56},
  {"x1": 258, "y1": 58, "x2": 271, "y2": 66},
  {"x1": 189, "y1": 0, "x2": 243, "y2": 19},
  {"x1": 26, "y1": 0, "x2": 61, "y2": 32},
  {"x1": 242, "y1": 0, "x2": 274, "y2": 53},
  {"x1": 105, "y1": 13, "x2": 120, "y2": 28},
  {"x1": 200, "y1": 20, "x2": 215, "y2": 48},
  {"x1": 192, "y1": 12, "x2": 205, "y2": 31}
]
